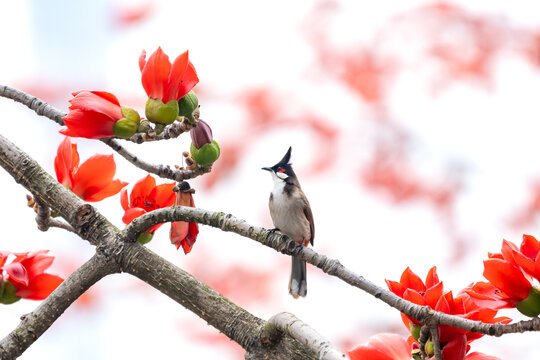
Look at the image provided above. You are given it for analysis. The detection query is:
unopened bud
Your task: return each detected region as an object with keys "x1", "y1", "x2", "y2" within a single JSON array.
[
  {"x1": 145, "y1": 98, "x2": 179, "y2": 125},
  {"x1": 190, "y1": 119, "x2": 213, "y2": 149},
  {"x1": 0, "y1": 281, "x2": 21, "y2": 305},
  {"x1": 137, "y1": 232, "x2": 154, "y2": 245},
  {"x1": 190, "y1": 140, "x2": 220, "y2": 166},
  {"x1": 178, "y1": 91, "x2": 199, "y2": 117},
  {"x1": 517, "y1": 286, "x2": 540, "y2": 317},
  {"x1": 409, "y1": 322, "x2": 421, "y2": 341}
]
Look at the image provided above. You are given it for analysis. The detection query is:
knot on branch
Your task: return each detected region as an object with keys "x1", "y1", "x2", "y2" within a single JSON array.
[
  {"x1": 260, "y1": 322, "x2": 283, "y2": 348},
  {"x1": 70, "y1": 204, "x2": 99, "y2": 238}
]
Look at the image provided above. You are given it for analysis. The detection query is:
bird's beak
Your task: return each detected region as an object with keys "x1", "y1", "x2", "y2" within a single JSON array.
[{"x1": 261, "y1": 167, "x2": 272, "y2": 172}]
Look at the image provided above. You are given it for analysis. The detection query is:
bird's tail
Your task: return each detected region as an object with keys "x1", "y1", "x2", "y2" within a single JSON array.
[{"x1": 289, "y1": 255, "x2": 307, "y2": 298}]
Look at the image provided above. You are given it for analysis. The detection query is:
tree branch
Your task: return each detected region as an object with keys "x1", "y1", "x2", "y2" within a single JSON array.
[
  {"x1": 0, "y1": 252, "x2": 120, "y2": 360},
  {"x1": 123, "y1": 206, "x2": 540, "y2": 338},
  {"x1": 266, "y1": 312, "x2": 347, "y2": 360},
  {"x1": 120, "y1": 243, "x2": 319, "y2": 359}
]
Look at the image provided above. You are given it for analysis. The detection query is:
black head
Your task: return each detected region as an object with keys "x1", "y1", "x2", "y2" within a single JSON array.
[{"x1": 262, "y1": 146, "x2": 297, "y2": 180}]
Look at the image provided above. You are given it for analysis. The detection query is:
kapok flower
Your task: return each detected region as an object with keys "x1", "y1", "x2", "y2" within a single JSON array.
[
  {"x1": 54, "y1": 137, "x2": 128, "y2": 202},
  {"x1": 169, "y1": 181, "x2": 199, "y2": 254},
  {"x1": 140, "y1": 47, "x2": 199, "y2": 126},
  {"x1": 61, "y1": 91, "x2": 140, "y2": 139},
  {"x1": 386, "y1": 267, "x2": 511, "y2": 360},
  {"x1": 347, "y1": 333, "x2": 411, "y2": 360},
  {"x1": 0, "y1": 250, "x2": 64, "y2": 303},
  {"x1": 121, "y1": 174, "x2": 176, "y2": 237},
  {"x1": 139, "y1": 47, "x2": 199, "y2": 103}
]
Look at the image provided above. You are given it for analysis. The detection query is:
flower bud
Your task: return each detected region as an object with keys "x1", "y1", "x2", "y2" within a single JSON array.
[
  {"x1": 0, "y1": 280, "x2": 21, "y2": 305},
  {"x1": 409, "y1": 322, "x2": 421, "y2": 341},
  {"x1": 145, "y1": 98, "x2": 179, "y2": 125},
  {"x1": 113, "y1": 106, "x2": 141, "y2": 138},
  {"x1": 178, "y1": 90, "x2": 199, "y2": 117},
  {"x1": 137, "y1": 232, "x2": 154, "y2": 245},
  {"x1": 190, "y1": 119, "x2": 213, "y2": 149},
  {"x1": 190, "y1": 140, "x2": 220, "y2": 166},
  {"x1": 516, "y1": 286, "x2": 540, "y2": 317},
  {"x1": 424, "y1": 339, "x2": 434, "y2": 356}
]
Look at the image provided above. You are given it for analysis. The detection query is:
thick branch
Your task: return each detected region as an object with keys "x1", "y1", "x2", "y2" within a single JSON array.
[
  {"x1": 266, "y1": 312, "x2": 347, "y2": 360},
  {"x1": 120, "y1": 243, "x2": 318, "y2": 359},
  {"x1": 124, "y1": 206, "x2": 540, "y2": 337},
  {"x1": 0, "y1": 252, "x2": 120, "y2": 360}
]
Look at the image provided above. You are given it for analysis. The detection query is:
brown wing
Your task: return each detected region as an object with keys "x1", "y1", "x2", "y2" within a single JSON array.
[{"x1": 302, "y1": 195, "x2": 315, "y2": 246}]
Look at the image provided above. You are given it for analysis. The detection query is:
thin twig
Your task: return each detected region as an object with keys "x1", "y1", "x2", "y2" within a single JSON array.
[
  {"x1": 430, "y1": 325, "x2": 442, "y2": 360},
  {"x1": 0, "y1": 85, "x2": 209, "y2": 181},
  {"x1": 122, "y1": 206, "x2": 540, "y2": 337}
]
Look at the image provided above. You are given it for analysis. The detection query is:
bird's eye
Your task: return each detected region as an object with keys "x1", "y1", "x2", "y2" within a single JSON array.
[{"x1": 278, "y1": 168, "x2": 286, "y2": 173}]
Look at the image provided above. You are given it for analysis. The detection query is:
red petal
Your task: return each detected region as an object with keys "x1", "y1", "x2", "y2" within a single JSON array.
[
  {"x1": 385, "y1": 279, "x2": 406, "y2": 297},
  {"x1": 69, "y1": 91, "x2": 122, "y2": 119},
  {"x1": 18, "y1": 251, "x2": 54, "y2": 275},
  {"x1": 501, "y1": 239, "x2": 519, "y2": 264},
  {"x1": 347, "y1": 333, "x2": 410, "y2": 360},
  {"x1": 424, "y1": 281, "x2": 444, "y2": 308},
  {"x1": 441, "y1": 334, "x2": 467, "y2": 360},
  {"x1": 85, "y1": 179, "x2": 128, "y2": 202},
  {"x1": 166, "y1": 50, "x2": 199, "y2": 101},
  {"x1": 139, "y1": 49, "x2": 147, "y2": 72},
  {"x1": 483, "y1": 259, "x2": 531, "y2": 299},
  {"x1": 425, "y1": 266, "x2": 439, "y2": 289},
  {"x1": 403, "y1": 289, "x2": 426, "y2": 306},
  {"x1": 54, "y1": 137, "x2": 77, "y2": 188},
  {"x1": 15, "y1": 273, "x2": 63, "y2": 300},
  {"x1": 4, "y1": 262, "x2": 29, "y2": 286},
  {"x1": 122, "y1": 207, "x2": 147, "y2": 225},
  {"x1": 520, "y1": 234, "x2": 540, "y2": 259},
  {"x1": 400, "y1": 267, "x2": 426, "y2": 293},
  {"x1": 62, "y1": 109, "x2": 116, "y2": 139},
  {"x1": 150, "y1": 182, "x2": 176, "y2": 208},
  {"x1": 170, "y1": 221, "x2": 189, "y2": 248},
  {"x1": 71, "y1": 154, "x2": 117, "y2": 200},
  {"x1": 141, "y1": 47, "x2": 171, "y2": 100},
  {"x1": 130, "y1": 175, "x2": 156, "y2": 208},
  {"x1": 120, "y1": 188, "x2": 129, "y2": 210}
]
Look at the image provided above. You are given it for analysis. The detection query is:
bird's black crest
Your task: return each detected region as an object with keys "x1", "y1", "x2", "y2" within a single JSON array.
[{"x1": 277, "y1": 146, "x2": 292, "y2": 166}]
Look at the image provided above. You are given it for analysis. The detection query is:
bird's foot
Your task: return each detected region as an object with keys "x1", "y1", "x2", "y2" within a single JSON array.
[{"x1": 266, "y1": 228, "x2": 280, "y2": 238}]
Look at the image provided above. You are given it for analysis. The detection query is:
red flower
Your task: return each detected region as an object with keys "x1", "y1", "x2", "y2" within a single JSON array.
[
  {"x1": 1, "y1": 250, "x2": 64, "y2": 301},
  {"x1": 169, "y1": 182, "x2": 199, "y2": 254},
  {"x1": 348, "y1": 333, "x2": 411, "y2": 360},
  {"x1": 54, "y1": 137, "x2": 128, "y2": 202},
  {"x1": 139, "y1": 47, "x2": 199, "y2": 103},
  {"x1": 61, "y1": 90, "x2": 123, "y2": 139},
  {"x1": 386, "y1": 267, "x2": 511, "y2": 360},
  {"x1": 121, "y1": 175, "x2": 176, "y2": 233}
]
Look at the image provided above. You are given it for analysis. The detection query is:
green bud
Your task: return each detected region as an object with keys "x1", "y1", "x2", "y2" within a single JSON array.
[
  {"x1": 121, "y1": 106, "x2": 141, "y2": 124},
  {"x1": 0, "y1": 281, "x2": 21, "y2": 305},
  {"x1": 517, "y1": 286, "x2": 540, "y2": 317},
  {"x1": 409, "y1": 322, "x2": 421, "y2": 341},
  {"x1": 145, "y1": 98, "x2": 179, "y2": 125},
  {"x1": 113, "y1": 106, "x2": 141, "y2": 138},
  {"x1": 190, "y1": 140, "x2": 220, "y2": 166},
  {"x1": 137, "y1": 119, "x2": 152, "y2": 133},
  {"x1": 138, "y1": 232, "x2": 154, "y2": 245},
  {"x1": 425, "y1": 339, "x2": 434, "y2": 356},
  {"x1": 113, "y1": 118, "x2": 138, "y2": 138},
  {"x1": 178, "y1": 91, "x2": 199, "y2": 117}
]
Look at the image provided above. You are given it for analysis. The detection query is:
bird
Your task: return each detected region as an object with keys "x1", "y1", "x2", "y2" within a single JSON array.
[{"x1": 262, "y1": 147, "x2": 314, "y2": 298}]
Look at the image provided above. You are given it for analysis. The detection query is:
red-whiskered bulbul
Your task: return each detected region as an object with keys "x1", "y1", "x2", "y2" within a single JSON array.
[{"x1": 262, "y1": 147, "x2": 314, "y2": 298}]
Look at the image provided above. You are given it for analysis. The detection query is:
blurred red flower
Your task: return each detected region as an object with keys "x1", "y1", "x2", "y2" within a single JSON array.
[
  {"x1": 139, "y1": 47, "x2": 199, "y2": 103},
  {"x1": 54, "y1": 137, "x2": 128, "y2": 202},
  {"x1": 1, "y1": 250, "x2": 64, "y2": 301},
  {"x1": 121, "y1": 174, "x2": 176, "y2": 234},
  {"x1": 169, "y1": 182, "x2": 199, "y2": 254},
  {"x1": 61, "y1": 90, "x2": 123, "y2": 139},
  {"x1": 348, "y1": 333, "x2": 411, "y2": 360}
]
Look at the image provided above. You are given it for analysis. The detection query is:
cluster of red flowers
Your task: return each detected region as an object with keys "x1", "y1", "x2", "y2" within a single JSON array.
[
  {"x1": 348, "y1": 235, "x2": 540, "y2": 359},
  {"x1": 3, "y1": 48, "x2": 205, "y2": 305}
]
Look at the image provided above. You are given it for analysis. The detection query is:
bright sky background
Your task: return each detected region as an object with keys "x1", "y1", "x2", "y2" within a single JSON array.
[{"x1": 2, "y1": 0, "x2": 540, "y2": 359}]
